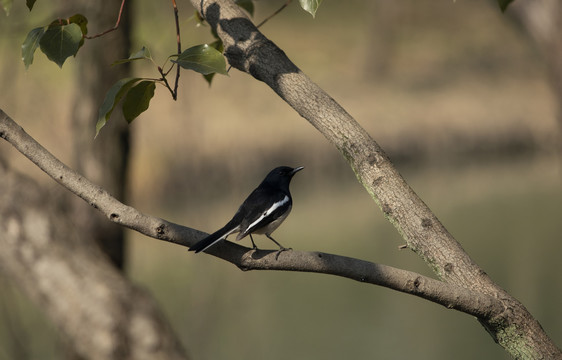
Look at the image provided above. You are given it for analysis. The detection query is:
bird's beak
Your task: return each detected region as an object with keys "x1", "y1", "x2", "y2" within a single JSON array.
[{"x1": 291, "y1": 166, "x2": 304, "y2": 175}]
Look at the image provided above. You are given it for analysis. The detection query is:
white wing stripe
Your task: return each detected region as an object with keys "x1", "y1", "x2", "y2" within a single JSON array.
[{"x1": 246, "y1": 195, "x2": 289, "y2": 232}]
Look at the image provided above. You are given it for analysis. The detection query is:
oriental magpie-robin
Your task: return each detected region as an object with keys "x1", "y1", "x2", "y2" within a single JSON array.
[{"x1": 189, "y1": 166, "x2": 303, "y2": 254}]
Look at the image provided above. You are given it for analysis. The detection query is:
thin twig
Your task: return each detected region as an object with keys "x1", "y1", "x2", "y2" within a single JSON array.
[
  {"x1": 84, "y1": 0, "x2": 127, "y2": 39},
  {"x1": 158, "y1": 66, "x2": 176, "y2": 98},
  {"x1": 171, "y1": 0, "x2": 182, "y2": 100},
  {"x1": 256, "y1": 0, "x2": 292, "y2": 28}
]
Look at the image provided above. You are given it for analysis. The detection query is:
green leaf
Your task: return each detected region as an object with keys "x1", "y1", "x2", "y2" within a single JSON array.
[
  {"x1": 69, "y1": 14, "x2": 88, "y2": 35},
  {"x1": 497, "y1": 0, "x2": 514, "y2": 12},
  {"x1": 112, "y1": 46, "x2": 152, "y2": 65},
  {"x1": 39, "y1": 22, "x2": 83, "y2": 68},
  {"x1": 203, "y1": 40, "x2": 224, "y2": 85},
  {"x1": 96, "y1": 77, "x2": 141, "y2": 137},
  {"x1": 208, "y1": 39, "x2": 224, "y2": 53},
  {"x1": 194, "y1": 10, "x2": 205, "y2": 26},
  {"x1": 203, "y1": 73, "x2": 215, "y2": 85},
  {"x1": 22, "y1": 26, "x2": 46, "y2": 69},
  {"x1": 68, "y1": 14, "x2": 88, "y2": 49},
  {"x1": 1, "y1": 0, "x2": 12, "y2": 16},
  {"x1": 49, "y1": 18, "x2": 68, "y2": 26},
  {"x1": 26, "y1": 0, "x2": 36, "y2": 11},
  {"x1": 299, "y1": 0, "x2": 323, "y2": 17},
  {"x1": 235, "y1": 0, "x2": 254, "y2": 17},
  {"x1": 122, "y1": 81, "x2": 156, "y2": 123},
  {"x1": 173, "y1": 44, "x2": 227, "y2": 75}
]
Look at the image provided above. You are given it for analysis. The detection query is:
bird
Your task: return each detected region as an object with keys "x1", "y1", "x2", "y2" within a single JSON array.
[{"x1": 189, "y1": 166, "x2": 304, "y2": 254}]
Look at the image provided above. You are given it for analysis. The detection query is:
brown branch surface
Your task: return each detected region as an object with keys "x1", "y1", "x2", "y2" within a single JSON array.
[
  {"x1": 188, "y1": 1, "x2": 562, "y2": 359},
  {"x1": 1, "y1": 109, "x2": 503, "y2": 322}
]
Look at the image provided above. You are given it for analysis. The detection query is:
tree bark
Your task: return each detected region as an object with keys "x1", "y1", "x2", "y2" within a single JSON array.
[
  {"x1": 188, "y1": 0, "x2": 562, "y2": 358},
  {"x1": 0, "y1": 162, "x2": 188, "y2": 360}
]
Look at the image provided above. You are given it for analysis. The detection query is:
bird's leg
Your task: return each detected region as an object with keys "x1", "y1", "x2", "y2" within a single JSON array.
[
  {"x1": 266, "y1": 234, "x2": 292, "y2": 259},
  {"x1": 249, "y1": 234, "x2": 258, "y2": 250}
]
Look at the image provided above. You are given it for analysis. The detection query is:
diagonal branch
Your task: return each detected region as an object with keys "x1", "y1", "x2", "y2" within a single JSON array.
[
  {"x1": 188, "y1": 1, "x2": 561, "y2": 358},
  {"x1": 0, "y1": 109, "x2": 502, "y2": 321},
  {"x1": 0, "y1": 110, "x2": 203, "y2": 248}
]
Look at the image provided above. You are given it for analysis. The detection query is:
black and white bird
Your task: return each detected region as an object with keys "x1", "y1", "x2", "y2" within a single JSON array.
[{"x1": 189, "y1": 166, "x2": 304, "y2": 254}]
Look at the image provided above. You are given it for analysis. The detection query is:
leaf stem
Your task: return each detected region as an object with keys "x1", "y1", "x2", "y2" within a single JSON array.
[
  {"x1": 84, "y1": 0, "x2": 126, "y2": 39},
  {"x1": 158, "y1": 66, "x2": 176, "y2": 98},
  {"x1": 256, "y1": 0, "x2": 292, "y2": 28}
]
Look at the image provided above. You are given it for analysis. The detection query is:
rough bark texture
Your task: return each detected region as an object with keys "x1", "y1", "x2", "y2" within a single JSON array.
[
  {"x1": 0, "y1": 162, "x2": 188, "y2": 360},
  {"x1": 189, "y1": 0, "x2": 562, "y2": 358}
]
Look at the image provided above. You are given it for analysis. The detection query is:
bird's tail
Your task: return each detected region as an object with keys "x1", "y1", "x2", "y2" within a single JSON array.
[{"x1": 189, "y1": 221, "x2": 239, "y2": 253}]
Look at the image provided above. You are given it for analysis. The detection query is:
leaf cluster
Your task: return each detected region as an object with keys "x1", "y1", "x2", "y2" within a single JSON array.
[
  {"x1": 17, "y1": 3, "x2": 230, "y2": 136},
  {"x1": 6, "y1": 0, "x2": 515, "y2": 137},
  {"x1": 8, "y1": 0, "x2": 353, "y2": 137},
  {"x1": 22, "y1": 14, "x2": 87, "y2": 69},
  {"x1": 95, "y1": 44, "x2": 227, "y2": 137}
]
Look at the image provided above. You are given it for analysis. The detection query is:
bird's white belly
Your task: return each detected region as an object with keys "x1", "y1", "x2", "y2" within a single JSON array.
[{"x1": 253, "y1": 207, "x2": 291, "y2": 236}]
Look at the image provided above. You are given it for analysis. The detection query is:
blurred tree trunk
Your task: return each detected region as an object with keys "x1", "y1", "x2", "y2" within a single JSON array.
[
  {"x1": 364, "y1": 1, "x2": 400, "y2": 80},
  {"x1": 70, "y1": 0, "x2": 132, "y2": 269},
  {"x1": 0, "y1": 163, "x2": 188, "y2": 360},
  {"x1": 509, "y1": 0, "x2": 562, "y2": 139}
]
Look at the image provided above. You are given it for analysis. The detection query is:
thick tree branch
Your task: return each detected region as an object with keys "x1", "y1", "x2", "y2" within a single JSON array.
[
  {"x1": 1, "y1": 109, "x2": 503, "y2": 322},
  {"x1": 187, "y1": 1, "x2": 562, "y2": 358}
]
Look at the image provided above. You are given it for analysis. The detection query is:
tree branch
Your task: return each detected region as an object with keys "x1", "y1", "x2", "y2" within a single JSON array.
[
  {"x1": 1, "y1": 109, "x2": 503, "y2": 322},
  {"x1": 0, "y1": 110, "x2": 203, "y2": 248},
  {"x1": 188, "y1": 1, "x2": 561, "y2": 358}
]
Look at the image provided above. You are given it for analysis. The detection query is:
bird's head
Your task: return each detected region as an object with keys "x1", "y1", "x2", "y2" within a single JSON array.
[{"x1": 262, "y1": 166, "x2": 304, "y2": 187}]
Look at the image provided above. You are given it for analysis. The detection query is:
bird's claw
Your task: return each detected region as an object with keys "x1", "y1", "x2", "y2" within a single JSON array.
[{"x1": 274, "y1": 247, "x2": 292, "y2": 260}]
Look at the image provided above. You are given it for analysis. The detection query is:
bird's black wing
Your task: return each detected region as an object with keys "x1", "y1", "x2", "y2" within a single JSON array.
[{"x1": 236, "y1": 187, "x2": 291, "y2": 240}]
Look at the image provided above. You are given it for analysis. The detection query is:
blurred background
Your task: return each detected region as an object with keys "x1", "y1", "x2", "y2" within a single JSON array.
[{"x1": 1, "y1": 0, "x2": 561, "y2": 359}]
